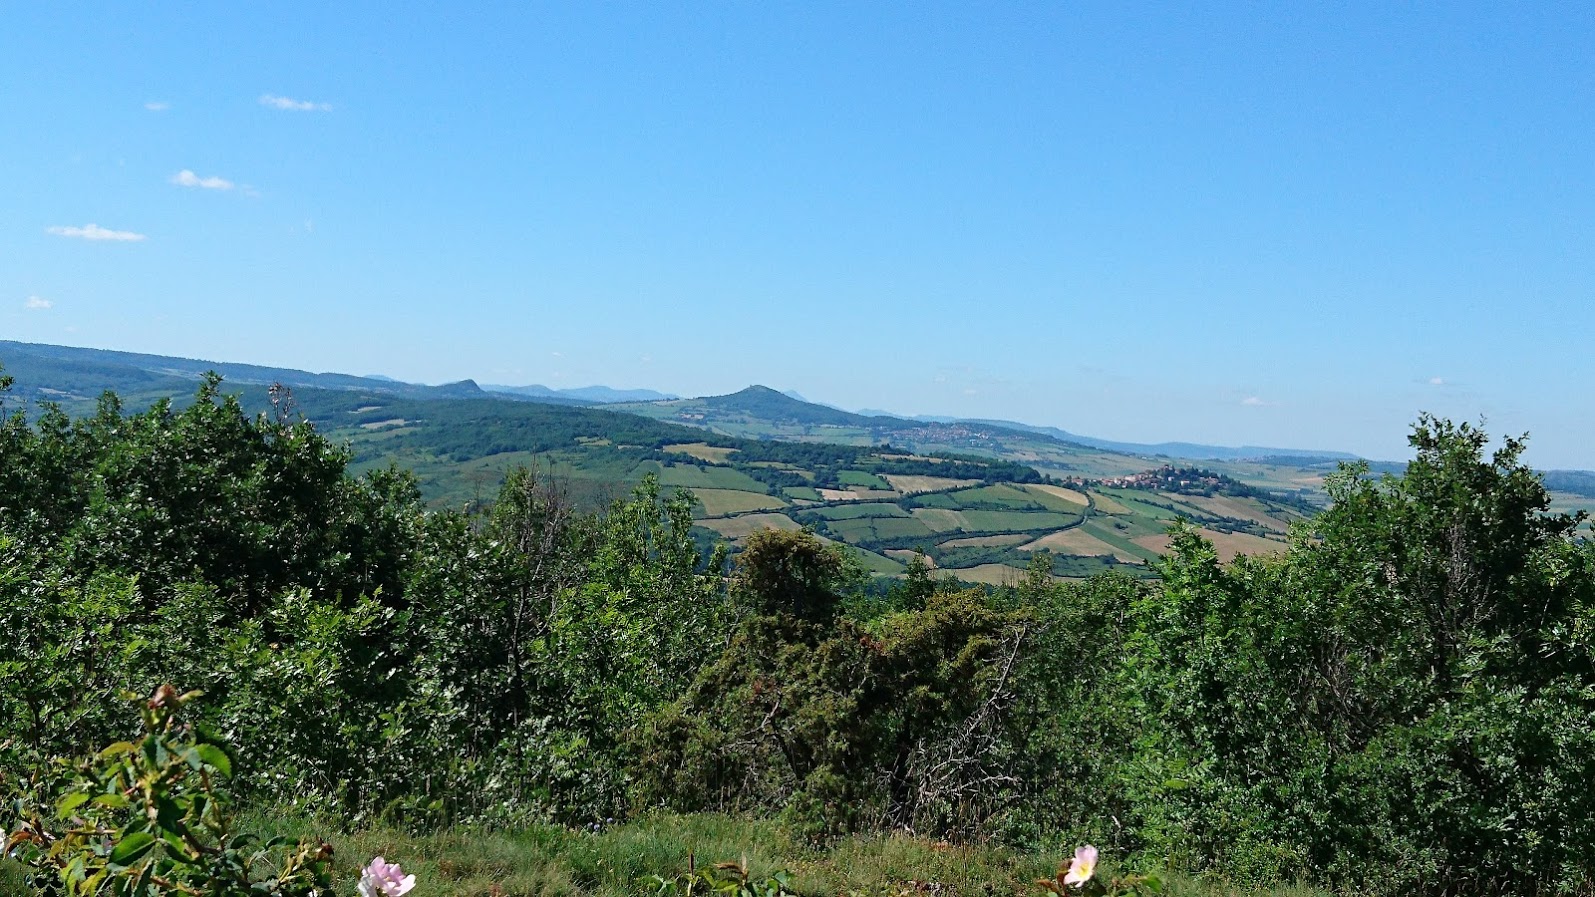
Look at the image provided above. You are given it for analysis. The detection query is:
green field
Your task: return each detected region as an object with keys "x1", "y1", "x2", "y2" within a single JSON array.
[
  {"x1": 691, "y1": 488, "x2": 789, "y2": 516},
  {"x1": 811, "y1": 502, "x2": 912, "y2": 520},
  {"x1": 648, "y1": 462, "x2": 770, "y2": 492}
]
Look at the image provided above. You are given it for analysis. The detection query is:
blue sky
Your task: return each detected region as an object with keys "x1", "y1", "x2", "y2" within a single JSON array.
[{"x1": 3, "y1": 3, "x2": 1592, "y2": 466}]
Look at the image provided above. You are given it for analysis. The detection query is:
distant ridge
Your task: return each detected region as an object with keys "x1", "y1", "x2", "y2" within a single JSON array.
[
  {"x1": 0, "y1": 340, "x2": 613, "y2": 408},
  {"x1": 483, "y1": 383, "x2": 677, "y2": 403},
  {"x1": 854, "y1": 403, "x2": 1359, "y2": 463},
  {"x1": 0, "y1": 340, "x2": 433, "y2": 395},
  {"x1": 11, "y1": 340, "x2": 1582, "y2": 477},
  {"x1": 956, "y1": 418, "x2": 1361, "y2": 463}
]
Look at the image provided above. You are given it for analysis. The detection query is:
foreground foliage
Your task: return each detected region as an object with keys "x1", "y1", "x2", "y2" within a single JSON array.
[
  {"x1": 2, "y1": 367, "x2": 1593, "y2": 894},
  {"x1": 6, "y1": 687, "x2": 332, "y2": 897}
]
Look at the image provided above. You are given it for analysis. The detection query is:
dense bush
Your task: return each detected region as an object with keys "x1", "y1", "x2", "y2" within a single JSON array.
[
  {"x1": 3, "y1": 367, "x2": 1593, "y2": 895},
  {"x1": 0, "y1": 373, "x2": 727, "y2": 828}
]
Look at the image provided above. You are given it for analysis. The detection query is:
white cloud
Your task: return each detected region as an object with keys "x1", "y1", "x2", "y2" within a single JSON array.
[
  {"x1": 170, "y1": 169, "x2": 234, "y2": 190},
  {"x1": 1241, "y1": 396, "x2": 1276, "y2": 406},
  {"x1": 144, "y1": 101, "x2": 169, "y2": 112},
  {"x1": 1428, "y1": 376, "x2": 1446, "y2": 386},
  {"x1": 260, "y1": 93, "x2": 331, "y2": 111},
  {"x1": 47, "y1": 223, "x2": 146, "y2": 241},
  {"x1": 24, "y1": 296, "x2": 52, "y2": 310}
]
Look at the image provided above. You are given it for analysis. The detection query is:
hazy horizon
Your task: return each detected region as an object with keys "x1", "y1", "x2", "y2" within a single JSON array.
[{"x1": 4, "y1": 4, "x2": 1592, "y2": 466}]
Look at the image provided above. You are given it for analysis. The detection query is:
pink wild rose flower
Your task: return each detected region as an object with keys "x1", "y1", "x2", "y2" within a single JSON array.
[
  {"x1": 358, "y1": 857, "x2": 416, "y2": 897},
  {"x1": 1062, "y1": 845, "x2": 1097, "y2": 887}
]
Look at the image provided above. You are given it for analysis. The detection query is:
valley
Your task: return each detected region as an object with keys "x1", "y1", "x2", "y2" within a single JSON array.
[{"x1": 0, "y1": 340, "x2": 1584, "y2": 585}]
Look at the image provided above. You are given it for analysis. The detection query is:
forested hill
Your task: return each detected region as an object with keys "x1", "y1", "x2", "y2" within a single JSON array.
[{"x1": 698, "y1": 385, "x2": 896, "y2": 427}]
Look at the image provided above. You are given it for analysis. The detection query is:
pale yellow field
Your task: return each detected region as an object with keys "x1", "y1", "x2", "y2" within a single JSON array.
[
  {"x1": 694, "y1": 489, "x2": 788, "y2": 516},
  {"x1": 1135, "y1": 527, "x2": 1287, "y2": 562},
  {"x1": 885, "y1": 549, "x2": 937, "y2": 567},
  {"x1": 1162, "y1": 493, "x2": 1291, "y2": 532},
  {"x1": 697, "y1": 512, "x2": 801, "y2": 540},
  {"x1": 359, "y1": 418, "x2": 408, "y2": 430},
  {"x1": 940, "y1": 533, "x2": 1029, "y2": 548},
  {"x1": 882, "y1": 475, "x2": 981, "y2": 494},
  {"x1": 1020, "y1": 483, "x2": 1090, "y2": 508},
  {"x1": 911, "y1": 508, "x2": 970, "y2": 532},
  {"x1": 1019, "y1": 528, "x2": 1144, "y2": 563},
  {"x1": 663, "y1": 442, "x2": 739, "y2": 464},
  {"x1": 1087, "y1": 491, "x2": 1132, "y2": 514},
  {"x1": 944, "y1": 563, "x2": 1065, "y2": 585},
  {"x1": 819, "y1": 488, "x2": 862, "y2": 501}
]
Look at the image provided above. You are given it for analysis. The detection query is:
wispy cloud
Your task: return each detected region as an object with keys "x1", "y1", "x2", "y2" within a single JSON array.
[
  {"x1": 1428, "y1": 376, "x2": 1446, "y2": 386},
  {"x1": 47, "y1": 223, "x2": 146, "y2": 242},
  {"x1": 170, "y1": 169, "x2": 234, "y2": 190},
  {"x1": 24, "y1": 296, "x2": 52, "y2": 310},
  {"x1": 1241, "y1": 396, "x2": 1277, "y2": 407},
  {"x1": 260, "y1": 93, "x2": 331, "y2": 111},
  {"x1": 144, "y1": 101, "x2": 169, "y2": 112}
]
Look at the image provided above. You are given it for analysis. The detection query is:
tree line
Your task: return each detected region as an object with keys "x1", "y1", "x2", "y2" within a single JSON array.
[{"x1": 2, "y1": 368, "x2": 1593, "y2": 895}]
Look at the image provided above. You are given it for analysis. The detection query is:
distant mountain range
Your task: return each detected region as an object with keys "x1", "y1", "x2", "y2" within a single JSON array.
[
  {"x1": 854, "y1": 407, "x2": 1357, "y2": 463},
  {"x1": 482, "y1": 383, "x2": 678, "y2": 403},
  {"x1": 5, "y1": 339, "x2": 1587, "y2": 480},
  {"x1": 0, "y1": 341, "x2": 662, "y2": 407}
]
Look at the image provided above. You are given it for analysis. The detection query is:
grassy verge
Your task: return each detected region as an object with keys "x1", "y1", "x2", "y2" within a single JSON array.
[
  {"x1": 222, "y1": 812, "x2": 1329, "y2": 897},
  {"x1": 1, "y1": 813, "x2": 1332, "y2": 897}
]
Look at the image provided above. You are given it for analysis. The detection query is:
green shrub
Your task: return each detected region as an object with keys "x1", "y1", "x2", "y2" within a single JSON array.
[{"x1": 3, "y1": 686, "x2": 332, "y2": 897}]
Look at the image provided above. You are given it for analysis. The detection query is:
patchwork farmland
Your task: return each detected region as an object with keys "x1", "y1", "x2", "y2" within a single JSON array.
[{"x1": 653, "y1": 442, "x2": 1305, "y2": 583}]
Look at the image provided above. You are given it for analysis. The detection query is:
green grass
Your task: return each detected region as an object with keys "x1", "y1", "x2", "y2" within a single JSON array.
[
  {"x1": 648, "y1": 463, "x2": 770, "y2": 493},
  {"x1": 942, "y1": 484, "x2": 1043, "y2": 509},
  {"x1": 205, "y1": 810, "x2": 1332, "y2": 897},
  {"x1": 782, "y1": 486, "x2": 824, "y2": 501},
  {"x1": 910, "y1": 508, "x2": 969, "y2": 533},
  {"x1": 910, "y1": 492, "x2": 964, "y2": 510},
  {"x1": 811, "y1": 503, "x2": 911, "y2": 520},
  {"x1": 960, "y1": 510, "x2": 1080, "y2": 532},
  {"x1": 866, "y1": 517, "x2": 936, "y2": 541},
  {"x1": 1, "y1": 809, "x2": 1335, "y2": 897},
  {"x1": 824, "y1": 516, "x2": 937, "y2": 545},
  {"x1": 689, "y1": 489, "x2": 789, "y2": 516}
]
